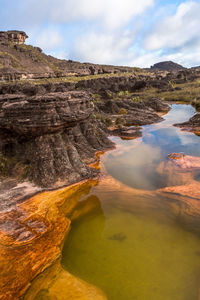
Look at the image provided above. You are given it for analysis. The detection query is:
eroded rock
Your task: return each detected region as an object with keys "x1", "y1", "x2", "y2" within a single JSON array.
[
  {"x1": 174, "y1": 113, "x2": 200, "y2": 134},
  {"x1": 0, "y1": 91, "x2": 113, "y2": 187}
]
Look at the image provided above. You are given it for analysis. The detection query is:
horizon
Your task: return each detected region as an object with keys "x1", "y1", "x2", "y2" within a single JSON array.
[{"x1": 1, "y1": 0, "x2": 200, "y2": 68}]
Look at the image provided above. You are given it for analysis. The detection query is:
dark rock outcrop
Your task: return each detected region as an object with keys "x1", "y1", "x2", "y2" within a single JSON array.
[
  {"x1": 0, "y1": 91, "x2": 113, "y2": 187},
  {"x1": 111, "y1": 126, "x2": 142, "y2": 139},
  {"x1": 175, "y1": 113, "x2": 200, "y2": 134},
  {"x1": 97, "y1": 97, "x2": 169, "y2": 126},
  {"x1": 151, "y1": 61, "x2": 185, "y2": 72}
]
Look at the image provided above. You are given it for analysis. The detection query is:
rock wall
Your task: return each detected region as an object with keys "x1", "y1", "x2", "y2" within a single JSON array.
[{"x1": 0, "y1": 91, "x2": 113, "y2": 187}]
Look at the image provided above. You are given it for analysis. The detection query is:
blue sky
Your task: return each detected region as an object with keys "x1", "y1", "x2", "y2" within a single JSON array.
[{"x1": 1, "y1": 0, "x2": 200, "y2": 67}]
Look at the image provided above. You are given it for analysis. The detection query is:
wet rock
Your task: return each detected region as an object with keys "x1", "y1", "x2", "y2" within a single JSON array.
[
  {"x1": 145, "y1": 98, "x2": 170, "y2": 112},
  {"x1": 174, "y1": 113, "x2": 200, "y2": 134},
  {"x1": 111, "y1": 126, "x2": 142, "y2": 139},
  {"x1": 157, "y1": 153, "x2": 200, "y2": 196}
]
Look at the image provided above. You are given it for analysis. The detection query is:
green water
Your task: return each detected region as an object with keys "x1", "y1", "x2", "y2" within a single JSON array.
[
  {"x1": 62, "y1": 104, "x2": 200, "y2": 300},
  {"x1": 62, "y1": 207, "x2": 200, "y2": 300}
]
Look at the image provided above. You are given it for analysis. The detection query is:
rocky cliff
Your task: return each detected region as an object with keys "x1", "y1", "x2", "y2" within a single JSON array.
[{"x1": 0, "y1": 91, "x2": 113, "y2": 187}]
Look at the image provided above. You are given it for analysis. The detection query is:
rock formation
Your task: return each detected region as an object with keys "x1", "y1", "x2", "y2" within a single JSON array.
[
  {"x1": 150, "y1": 61, "x2": 185, "y2": 72},
  {"x1": 0, "y1": 91, "x2": 113, "y2": 187},
  {"x1": 0, "y1": 30, "x2": 28, "y2": 45},
  {"x1": 0, "y1": 86, "x2": 168, "y2": 189},
  {"x1": 174, "y1": 113, "x2": 200, "y2": 134},
  {"x1": 158, "y1": 153, "x2": 200, "y2": 200}
]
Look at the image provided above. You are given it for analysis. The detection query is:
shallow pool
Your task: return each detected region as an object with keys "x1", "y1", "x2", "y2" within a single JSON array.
[{"x1": 62, "y1": 104, "x2": 200, "y2": 300}]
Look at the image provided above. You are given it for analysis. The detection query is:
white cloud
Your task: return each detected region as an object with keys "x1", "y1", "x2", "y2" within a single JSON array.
[
  {"x1": 73, "y1": 30, "x2": 133, "y2": 64},
  {"x1": 34, "y1": 27, "x2": 63, "y2": 51},
  {"x1": 3, "y1": 0, "x2": 200, "y2": 68},
  {"x1": 6, "y1": 0, "x2": 154, "y2": 31},
  {"x1": 144, "y1": 1, "x2": 200, "y2": 51},
  {"x1": 46, "y1": 0, "x2": 154, "y2": 30}
]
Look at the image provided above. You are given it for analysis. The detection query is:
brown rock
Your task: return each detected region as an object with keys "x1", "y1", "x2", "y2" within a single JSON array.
[{"x1": 0, "y1": 91, "x2": 113, "y2": 187}]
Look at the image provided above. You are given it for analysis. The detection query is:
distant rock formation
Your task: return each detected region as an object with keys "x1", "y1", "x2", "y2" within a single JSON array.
[
  {"x1": 0, "y1": 30, "x2": 136, "y2": 82},
  {"x1": 151, "y1": 61, "x2": 185, "y2": 72},
  {"x1": 0, "y1": 30, "x2": 28, "y2": 45}
]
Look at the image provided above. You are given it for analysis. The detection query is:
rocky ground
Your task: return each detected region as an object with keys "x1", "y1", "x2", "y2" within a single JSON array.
[{"x1": 175, "y1": 112, "x2": 200, "y2": 135}]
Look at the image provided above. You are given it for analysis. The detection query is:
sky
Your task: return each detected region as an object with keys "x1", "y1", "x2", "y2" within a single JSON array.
[{"x1": 0, "y1": 0, "x2": 200, "y2": 68}]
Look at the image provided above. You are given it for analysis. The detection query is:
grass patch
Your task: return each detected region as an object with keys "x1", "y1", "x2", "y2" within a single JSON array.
[
  {"x1": 0, "y1": 71, "x2": 140, "y2": 86},
  {"x1": 118, "y1": 108, "x2": 128, "y2": 115},
  {"x1": 0, "y1": 153, "x2": 30, "y2": 179},
  {"x1": 130, "y1": 80, "x2": 200, "y2": 103},
  {"x1": 0, "y1": 51, "x2": 22, "y2": 69},
  {"x1": 93, "y1": 94, "x2": 102, "y2": 103}
]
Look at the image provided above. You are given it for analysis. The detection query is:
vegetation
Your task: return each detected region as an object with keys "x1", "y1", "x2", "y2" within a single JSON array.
[
  {"x1": 0, "y1": 71, "x2": 139, "y2": 86},
  {"x1": 94, "y1": 113, "x2": 113, "y2": 126},
  {"x1": 0, "y1": 152, "x2": 29, "y2": 179},
  {"x1": 126, "y1": 80, "x2": 200, "y2": 104},
  {"x1": 93, "y1": 94, "x2": 102, "y2": 103},
  {"x1": 0, "y1": 51, "x2": 22, "y2": 69},
  {"x1": 18, "y1": 44, "x2": 62, "y2": 73},
  {"x1": 118, "y1": 108, "x2": 128, "y2": 115},
  {"x1": 115, "y1": 117, "x2": 125, "y2": 126}
]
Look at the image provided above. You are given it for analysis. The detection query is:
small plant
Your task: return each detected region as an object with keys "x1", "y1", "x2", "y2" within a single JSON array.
[
  {"x1": 118, "y1": 90, "x2": 130, "y2": 98},
  {"x1": 93, "y1": 94, "x2": 102, "y2": 102},
  {"x1": 115, "y1": 117, "x2": 124, "y2": 126},
  {"x1": 131, "y1": 96, "x2": 140, "y2": 102},
  {"x1": 105, "y1": 117, "x2": 113, "y2": 126},
  {"x1": 168, "y1": 80, "x2": 175, "y2": 89},
  {"x1": 118, "y1": 108, "x2": 127, "y2": 115}
]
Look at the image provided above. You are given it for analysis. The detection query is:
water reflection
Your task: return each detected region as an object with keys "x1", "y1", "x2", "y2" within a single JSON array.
[{"x1": 103, "y1": 104, "x2": 200, "y2": 190}]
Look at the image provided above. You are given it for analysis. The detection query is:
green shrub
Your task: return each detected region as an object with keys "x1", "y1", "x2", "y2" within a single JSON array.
[
  {"x1": 118, "y1": 108, "x2": 127, "y2": 115},
  {"x1": 115, "y1": 117, "x2": 124, "y2": 125}
]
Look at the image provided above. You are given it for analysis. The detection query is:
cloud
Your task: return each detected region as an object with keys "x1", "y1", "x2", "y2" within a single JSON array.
[
  {"x1": 144, "y1": 1, "x2": 200, "y2": 51},
  {"x1": 49, "y1": 0, "x2": 154, "y2": 30},
  {"x1": 72, "y1": 30, "x2": 134, "y2": 64},
  {"x1": 1, "y1": 0, "x2": 200, "y2": 68},
  {"x1": 0, "y1": 0, "x2": 154, "y2": 31},
  {"x1": 34, "y1": 27, "x2": 64, "y2": 51},
  {"x1": 9, "y1": 0, "x2": 154, "y2": 30}
]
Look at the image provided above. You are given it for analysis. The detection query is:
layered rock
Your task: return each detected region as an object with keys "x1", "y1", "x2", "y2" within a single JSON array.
[
  {"x1": 0, "y1": 30, "x2": 28, "y2": 45},
  {"x1": 175, "y1": 113, "x2": 200, "y2": 134},
  {"x1": 0, "y1": 91, "x2": 113, "y2": 187}
]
